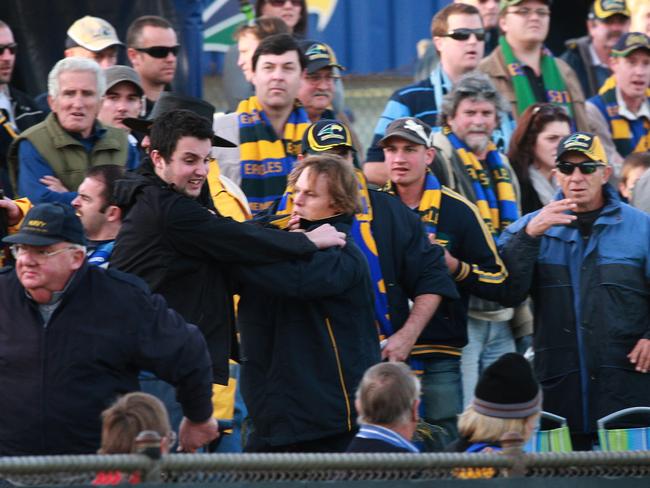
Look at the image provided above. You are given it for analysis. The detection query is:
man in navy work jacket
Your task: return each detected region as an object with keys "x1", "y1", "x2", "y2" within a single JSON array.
[{"x1": 0, "y1": 203, "x2": 217, "y2": 455}]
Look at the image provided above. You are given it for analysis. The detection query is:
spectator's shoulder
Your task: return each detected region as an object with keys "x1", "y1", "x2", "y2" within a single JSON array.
[{"x1": 103, "y1": 267, "x2": 150, "y2": 293}]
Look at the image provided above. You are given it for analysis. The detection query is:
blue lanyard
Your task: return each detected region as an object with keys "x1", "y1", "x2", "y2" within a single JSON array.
[
  {"x1": 430, "y1": 65, "x2": 452, "y2": 113},
  {"x1": 87, "y1": 241, "x2": 114, "y2": 268}
]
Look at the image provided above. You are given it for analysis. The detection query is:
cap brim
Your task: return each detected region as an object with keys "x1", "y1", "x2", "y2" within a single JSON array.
[
  {"x1": 122, "y1": 117, "x2": 152, "y2": 134},
  {"x1": 105, "y1": 78, "x2": 144, "y2": 97},
  {"x1": 306, "y1": 60, "x2": 345, "y2": 74},
  {"x1": 83, "y1": 40, "x2": 124, "y2": 52},
  {"x1": 305, "y1": 143, "x2": 356, "y2": 154},
  {"x1": 121, "y1": 117, "x2": 236, "y2": 147},
  {"x1": 611, "y1": 46, "x2": 650, "y2": 57},
  {"x1": 2, "y1": 233, "x2": 64, "y2": 246},
  {"x1": 378, "y1": 130, "x2": 426, "y2": 147}
]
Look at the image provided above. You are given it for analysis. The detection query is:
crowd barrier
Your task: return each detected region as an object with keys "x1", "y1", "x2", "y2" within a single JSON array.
[{"x1": 0, "y1": 447, "x2": 648, "y2": 486}]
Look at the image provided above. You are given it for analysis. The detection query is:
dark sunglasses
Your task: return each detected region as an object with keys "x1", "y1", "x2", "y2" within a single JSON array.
[
  {"x1": 556, "y1": 161, "x2": 605, "y2": 175},
  {"x1": 134, "y1": 45, "x2": 179, "y2": 58},
  {"x1": 267, "y1": 0, "x2": 302, "y2": 6},
  {"x1": 443, "y1": 28, "x2": 486, "y2": 42},
  {"x1": 0, "y1": 43, "x2": 17, "y2": 55}
]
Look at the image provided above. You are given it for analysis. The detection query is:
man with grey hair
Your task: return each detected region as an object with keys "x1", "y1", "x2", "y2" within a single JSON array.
[
  {"x1": 432, "y1": 71, "x2": 526, "y2": 409},
  {"x1": 7, "y1": 57, "x2": 138, "y2": 204},
  {"x1": 347, "y1": 362, "x2": 421, "y2": 453}
]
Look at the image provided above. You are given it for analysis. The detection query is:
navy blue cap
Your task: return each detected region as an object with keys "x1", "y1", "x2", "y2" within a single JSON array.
[{"x1": 2, "y1": 203, "x2": 86, "y2": 246}]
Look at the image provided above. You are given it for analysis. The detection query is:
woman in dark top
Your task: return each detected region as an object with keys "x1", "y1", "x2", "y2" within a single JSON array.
[{"x1": 508, "y1": 103, "x2": 572, "y2": 215}]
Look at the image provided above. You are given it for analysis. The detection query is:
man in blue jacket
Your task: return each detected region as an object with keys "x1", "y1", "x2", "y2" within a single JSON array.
[
  {"x1": 0, "y1": 203, "x2": 217, "y2": 455},
  {"x1": 499, "y1": 132, "x2": 650, "y2": 450}
]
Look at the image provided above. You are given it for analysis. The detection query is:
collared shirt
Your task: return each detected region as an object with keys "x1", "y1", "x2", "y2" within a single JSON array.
[
  {"x1": 355, "y1": 424, "x2": 419, "y2": 453},
  {"x1": 616, "y1": 87, "x2": 650, "y2": 121},
  {"x1": 588, "y1": 43, "x2": 609, "y2": 70}
]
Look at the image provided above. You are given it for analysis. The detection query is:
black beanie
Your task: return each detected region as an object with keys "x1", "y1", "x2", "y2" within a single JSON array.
[{"x1": 472, "y1": 353, "x2": 542, "y2": 419}]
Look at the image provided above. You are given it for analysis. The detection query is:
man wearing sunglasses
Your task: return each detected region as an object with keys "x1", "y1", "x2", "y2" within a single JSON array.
[
  {"x1": 0, "y1": 20, "x2": 44, "y2": 198},
  {"x1": 364, "y1": 3, "x2": 486, "y2": 185},
  {"x1": 479, "y1": 0, "x2": 589, "y2": 131},
  {"x1": 499, "y1": 132, "x2": 650, "y2": 450},
  {"x1": 127, "y1": 16, "x2": 179, "y2": 117}
]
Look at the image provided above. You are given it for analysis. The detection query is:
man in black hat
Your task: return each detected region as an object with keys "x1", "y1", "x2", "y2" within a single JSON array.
[
  {"x1": 0, "y1": 202, "x2": 217, "y2": 455},
  {"x1": 499, "y1": 132, "x2": 650, "y2": 449}
]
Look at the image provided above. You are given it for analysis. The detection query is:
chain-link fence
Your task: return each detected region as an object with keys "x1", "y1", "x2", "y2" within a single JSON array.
[
  {"x1": 204, "y1": 74, "x2": 411, "y2": 154},
  {"x1": 0, "y1": 449, "x2": 649, "y2": 485}
]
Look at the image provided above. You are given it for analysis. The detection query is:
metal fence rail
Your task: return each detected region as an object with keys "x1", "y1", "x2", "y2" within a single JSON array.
[{"x1": 0, "y1": 450, "x2": 649, "y2": 485}]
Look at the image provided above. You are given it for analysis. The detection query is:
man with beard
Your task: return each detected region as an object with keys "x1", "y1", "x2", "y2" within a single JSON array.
[{"x1": 431, "y1": 72, "x2": 524, "y2": 408}]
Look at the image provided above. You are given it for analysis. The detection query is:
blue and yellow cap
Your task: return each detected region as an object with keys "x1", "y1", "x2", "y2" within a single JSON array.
[
  {"x1": 302, "y1": 119, "x2": 355, "y2": 154},
  {"x1": 556, "y1": 132, "x2": 608, "y2": 164}
]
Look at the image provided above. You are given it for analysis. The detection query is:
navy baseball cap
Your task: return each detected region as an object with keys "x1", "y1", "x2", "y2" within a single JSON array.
[
  {"x1": 610, "y1": 32, "x2": 650, "y2": 58},
  {"x1": 3, "y1": 203, "x2": 86, "y2": 246}
]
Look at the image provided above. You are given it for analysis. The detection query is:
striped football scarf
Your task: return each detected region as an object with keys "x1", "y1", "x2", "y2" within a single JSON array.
[
  {"x1": 499, "y1": 36, "x2": 574, "y2": 120},
  {"x1": 276, "y1": 169, "x2": 393, "y2": 339},
  {"x1": 444, "y1": 126, "x2": 518, "y2": 236},
  {"x1": 596, "y1": 75, "x2": 650, "y2": 157},
  {"x1": 237, "y1": 96, "x2": 310, "y2": 214},
  {"x1": 383, "y1": 169, "x2": 442, "y2": 237}
]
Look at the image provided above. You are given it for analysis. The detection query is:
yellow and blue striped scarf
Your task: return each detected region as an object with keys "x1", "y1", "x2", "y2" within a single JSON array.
[
  {"x1": 276, "y1": 170, "x2": 394, "y2": 338},
  {"x1": 594, "y1": 75, "x2": 650, "y2": 157},
  {"x1": 383, "y1": 169, "x2": 442, "y2": 237},
  {"x1": 444, "y1": 127, "x2": 518, "y2": 236},
  {"x1": 237, "y1": 96, "x2": 310, "y2": 214}
]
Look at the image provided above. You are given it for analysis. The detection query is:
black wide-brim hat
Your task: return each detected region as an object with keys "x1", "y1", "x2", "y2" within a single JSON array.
[{"x1": 123, "y1": 92, "x2": 236, "y2": 148}]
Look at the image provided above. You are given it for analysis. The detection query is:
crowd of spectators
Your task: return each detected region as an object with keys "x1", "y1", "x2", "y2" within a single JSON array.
[{"x1": 0, "y1": 0, "x2": 650, "y2": 460}]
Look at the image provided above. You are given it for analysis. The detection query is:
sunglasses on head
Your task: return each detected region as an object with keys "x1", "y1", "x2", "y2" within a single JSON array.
[
  {"x1": 267, "y1": 0, "x2": 302, "y2": 6},
  {"x1": 134, "y1": 45, "x2": 179, "y2": 58},
  {"x1": 0, "y1": 43, "x2": 17, "y2": 55},
  {"x1": 556, "y1": 161, "x2": 605, "y2": 175},
  {"x1": 443, "y1": 28, "x2": 486, "y2": 42}
]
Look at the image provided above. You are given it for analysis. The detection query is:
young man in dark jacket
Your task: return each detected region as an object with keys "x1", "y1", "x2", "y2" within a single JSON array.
[
  {"x1": 234, "y1": 155, "x2": 381, "y2": 452},
  {"x1": 0, "y1": 203, "x2": 216, "y2": 455},
  {"x1": 111, "y1": 110, "x2": 345, "y2": 387}
]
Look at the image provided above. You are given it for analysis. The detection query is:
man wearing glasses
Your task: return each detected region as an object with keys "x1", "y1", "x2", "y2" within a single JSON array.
[
  {"x1": 0, "y1": 202, "x2": 218, "y2": 455},
  {"x1": 364, "y1": 3, "x2": 487, "y2": 185},
  {"x1": 0, "y1": 20, "x2": 44, "y2": 198},
  {"x1": 127, "y1": 16, "x2": 179, "y2": 117},
  {"x1": 479, "y1": 0, "x2": 589, "y2": 131},
  {"x1": 499, "y1": 132, "x2": 650, "y2": 450}
]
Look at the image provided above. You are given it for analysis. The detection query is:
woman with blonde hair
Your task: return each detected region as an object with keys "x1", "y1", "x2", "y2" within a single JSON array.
[{"x1": 448, "y1": 353, "x2": 541, "y2": 453}]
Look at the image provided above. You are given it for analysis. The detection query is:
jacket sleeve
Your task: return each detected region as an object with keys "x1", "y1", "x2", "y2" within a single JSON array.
[
  {"x1": 234, "y1": 238, "x2": 367, "y2": 300},
  {"x1": 135, "y1": 289, "x2": 214, "y2": 423},
  {"x1": 496, "y1": 219, "x2": 543, "y2": 306},
  {"x1": 164, "y1": 195, "x2": 318, "y2": 264},
  {"x1": 449, "y1": 195, "x2": 510, "y2": 303},
  {"x1": 17, "y1": 140, "x2": 76, "y2": 203}
]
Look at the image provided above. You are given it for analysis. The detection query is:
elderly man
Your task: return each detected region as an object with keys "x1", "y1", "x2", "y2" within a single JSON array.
[
  {"x1": 365, "y1": 3, "x2": 493, "y2": 184},
  {"x1": 479, "y1": 0, "x2": 589, "y2": 130},
  {"x1": 561, "y1": 0, "x2": 631, "y2": 99},
  {"x1": 127, "y1": 16, "x2": 178, "y2": 116},
  {"x1": 432, "y1": 72, "x2": 526, "y2": 408},
  {"x1": 0, "y1": 20, "x2": 44, "y2": 197},
  {"x1": 234, "y1": 155, "x2": 381, "y2": 452},
  {"x1": 0, "y1": 202, "x2": 217, "y2": 455},
  {"x1": 499, "y1": 132, "x2": 650, "y2": 450},
  {"x1": 586, "y1": 32, "x2": 650, "y2": 170},
  {"x1": 347, "y1": 362, "x2": 421, "y2": 453},
  {"x1": 7, "y1": 57, "x2": 138, "y2": 204},
  {"x1": 212, "y1": 33, "x2": 310, "y2": 213}
]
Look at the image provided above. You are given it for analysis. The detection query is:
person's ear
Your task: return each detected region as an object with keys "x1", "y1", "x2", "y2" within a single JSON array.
[
  {"x1": 602, "y1": 165, "x2": 613, "y2": 183},
  {"x1": 411, "y1": 399, "x2": 420, "y2": 422},
  {"x1": 150, "y1": 150, "x2": 165, "y2": 171},
  {"x1": 425, "y1": 146, "x2": 436, "y2": 164},
  {"x1": 105, "y1": 205, "x2": 122, "y2": 223}
]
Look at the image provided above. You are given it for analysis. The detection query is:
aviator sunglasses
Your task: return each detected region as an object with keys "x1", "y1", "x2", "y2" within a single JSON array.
[
  {"x1": 442, "y1": 28, "x2": 485, "y2": 42},
  {"x1": 134, "y1": 45, "x2": 180, "y2": 58},
  {"x1": 556, "y1": 161, "x2": 605, "y2": 175}
]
